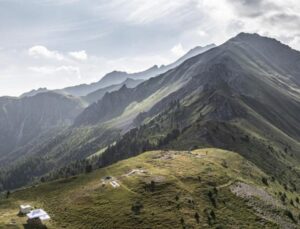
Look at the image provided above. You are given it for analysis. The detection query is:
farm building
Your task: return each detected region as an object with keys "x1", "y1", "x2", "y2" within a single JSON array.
[
  {"x1": 26, "y1": 209, "x2": 50, "y2": 225},
  {"x1": 19, "y1": 204, "x2": 32, "y2": 214}
]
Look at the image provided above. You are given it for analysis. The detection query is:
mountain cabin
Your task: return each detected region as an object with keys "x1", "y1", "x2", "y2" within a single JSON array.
[{"x1": 26, "y1": 209, "x2": 50, "y2": 226}]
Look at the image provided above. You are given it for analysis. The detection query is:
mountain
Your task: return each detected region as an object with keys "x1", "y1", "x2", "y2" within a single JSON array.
[
  {"x1": 1, "y1": 149, "x2": 300, "y2": 228},
  {"x1": 1, "y1": 33, "x2": 300, "y2": 198},
  {"x1": 74, "y1": 32, "x2": 300, "y2": 190},
  {"x1": 83, "y1": 78, "x2": 144, "y2": 104},
  {"x1": 0, "y1": 92, "x2": 86, "y2": 163},
  {"x1": 59, "y1": 44, "x2": 216, "y2": 97},
  {"x1": 165, "y1": 43, "x2": 216, "y2": 70},
  {"x1": 76, "y1": 33, "x2": 300, "y2": 132},
  {"x1": 20, "y1": 87, "x2": 49, "y2": 98}
]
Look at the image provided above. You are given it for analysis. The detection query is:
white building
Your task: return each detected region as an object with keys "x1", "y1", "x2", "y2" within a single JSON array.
[
  {"x1": 19, "y1": 205, "x2": 32, "y2": 214},
  {"x1": 27, "y1": 209, "x2": 50, "y2": 225}
]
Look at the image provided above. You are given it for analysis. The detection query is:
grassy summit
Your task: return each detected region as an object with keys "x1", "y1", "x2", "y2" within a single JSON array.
[{"x1": 1, "y1": 148, "x2": 299, "y2": 228}]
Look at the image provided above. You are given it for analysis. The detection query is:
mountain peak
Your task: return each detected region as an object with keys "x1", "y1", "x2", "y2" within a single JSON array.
[
  {"x1": 234, "y1": 32, "x2": 261, "y2": 39},
  {"x1": 230, "y1": 32, "x2": 285, "y2": 47}
]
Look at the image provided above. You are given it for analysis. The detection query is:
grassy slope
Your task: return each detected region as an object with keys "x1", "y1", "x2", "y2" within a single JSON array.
[{"x1": 1, "y1": 148, "x2": 299, "y2": 228}]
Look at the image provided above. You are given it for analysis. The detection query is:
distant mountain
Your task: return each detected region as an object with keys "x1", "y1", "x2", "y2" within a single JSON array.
[
  {"x1": 59, "y1": 44, "x2": 216, "y2": 97},
  {"x1": 20, "y1": 87, "x2": 49, "y2": 98},
  {"x1": 165, "y1": 43, "x2": 216, "y2": 69},
  {"x1": 0, "y1": 92, "x2": 86, "y2": 163},
  {"x1": 83, "y1": 78, "x2": 144, "y2": 104},
  {"x1": 74, "y1": 44, "x2": 217, "y2": 127}
]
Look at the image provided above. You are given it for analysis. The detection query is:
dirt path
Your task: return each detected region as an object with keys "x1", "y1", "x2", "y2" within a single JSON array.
[{"x1": 104, "y1": 168, "x2": 138, "y2": 195}]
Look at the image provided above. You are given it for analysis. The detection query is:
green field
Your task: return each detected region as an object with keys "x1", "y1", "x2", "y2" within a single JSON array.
[{"x1": 1, "y1": 148, "x2": 299, "y2": 228}]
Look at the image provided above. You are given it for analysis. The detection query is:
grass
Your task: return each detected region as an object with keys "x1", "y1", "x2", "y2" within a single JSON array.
[{"x1": 0, "y1": 148, "x2": 298, "y2": 228}]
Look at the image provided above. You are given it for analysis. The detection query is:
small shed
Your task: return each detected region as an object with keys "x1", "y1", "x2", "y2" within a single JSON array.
[
  {"x1": 27, "y1": 209, "x2": 50, "y2": 225},
  {"x1": 19, "y1": 205, "x2": 32, "y2": 214}
]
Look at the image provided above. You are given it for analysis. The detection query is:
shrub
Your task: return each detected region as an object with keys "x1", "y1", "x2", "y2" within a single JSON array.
[
  {"x1": 221, "y1": 160, "x2": 228, "y2": 168},
  {"x1": 144, "y1": 180, "x2": 156, "y2": 192},
  {"x1": 204, "y1": 208, "x2": 216, "y2": 226},
  {"x1": 261, "y1": 177, "x2": 268, "y2": 186},
  {"x1": 180, "y1": 217, "x2": 184, "y2": 225},
  {"x1": 131, "y1": 201, "x2": 144, "y2": 215},
  {"x1": 284, "y1": 210, "x2": 297, "y2": 223},
  {"x1": 150, "y1": 180, "x2": 155, "y2": 192},
  {"x1": 271, "y1": 176, "x2": 275, "y2": 182},
  {"x1": 194, "y1": 212, "x2": 200, "y2": 223},
  {"x1": 208, "y1": 190, "x2": 217, "y2": 207},
  {"x1": 240, "y1": 135, "x2": 250, "y2": 142},
  {"x1": 85, "y1": 165, "x2": 93, "y2": 173}
]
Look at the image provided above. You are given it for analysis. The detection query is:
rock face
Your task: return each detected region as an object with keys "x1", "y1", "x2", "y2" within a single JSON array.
[
  {"x1": 83, "y1": 78, "x2": 144, "y2": 104},
  {"x1": 0, "y1": 92, "x2": 85, "y2": 158},
  {"x1": 75, "y1": 85, "x2": 135, "y2": 125}
]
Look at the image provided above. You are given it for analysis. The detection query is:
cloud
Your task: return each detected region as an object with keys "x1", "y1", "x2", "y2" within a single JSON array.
[
  {"x1": 28, "y1": 65, "x2": 81, "y2": 79},
  {"x1": 2, "y1": 0, "x2": 300, "y2": 96},
  {"x1": 125, "y1": 1, "x2": 190, "y2": 24},
  {"x1": 229, "y1": 0, "x2": 267, "y2": 18},
  {"x1": 69, "y1": 50, "x2": 87, "y2": 61},
  {"x1": 171, "y1": 43, "x2": 185, "y2": 57},
  {"x1": 28, "y1": 46, "x2": 64, "y2": 61}
]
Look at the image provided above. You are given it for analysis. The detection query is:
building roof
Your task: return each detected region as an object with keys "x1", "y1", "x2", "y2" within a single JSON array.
[
  {"x1": 27, "y1": 209, "x2": 50, "y2": 221},
  {"x1": 20, "y1": 205, "x2": 31, "y2": 209}
]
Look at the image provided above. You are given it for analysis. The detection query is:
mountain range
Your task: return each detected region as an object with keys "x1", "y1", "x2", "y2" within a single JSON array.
[
  {"x1": 53, "y1": 43, "x2": 216, "y2": 98},
  {"x1": 1, "y1": 33, "x2": 300, "y2": 228}
]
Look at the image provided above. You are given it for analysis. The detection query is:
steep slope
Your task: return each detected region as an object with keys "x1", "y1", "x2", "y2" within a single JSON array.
[
  {"x1": 2, "y1": 149, "x2": 299, "y2": 228},
  {"x1": 78, "y1": 33, "x2": 300, "y2": 190},
  {"x1": 165, "y1": 43, "x2": 216, "y2": 70},
  {"x1": 0, "y1": 92, "x2": 86, "y2": 162},
  {"x1": 83, "y1": 78, "x2": 143, "y2": 104},
  {"x1": 59, "y1": 44, "x2": 216, "y2": 97},
  {"x1": 75, "y1": 33, "x2": 300, "y2": 132}
]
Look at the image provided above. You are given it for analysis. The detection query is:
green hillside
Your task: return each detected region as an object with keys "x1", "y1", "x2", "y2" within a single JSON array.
[{"x1": 1, "y1": 149, "x2": 300, "y2": 228}]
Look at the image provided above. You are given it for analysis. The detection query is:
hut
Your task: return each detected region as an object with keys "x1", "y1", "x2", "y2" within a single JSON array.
[
  {"x1": 19, "y1": 204, "x2": 32, "y2": 214},
  {"x1": 27, "y1": 209, "x2": 50, "y2": 226}
]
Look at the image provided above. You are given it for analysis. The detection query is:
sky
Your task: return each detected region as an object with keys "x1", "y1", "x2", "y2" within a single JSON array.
[{"x1": 1, "y1": 0, "x2": 300, "y2": 96}]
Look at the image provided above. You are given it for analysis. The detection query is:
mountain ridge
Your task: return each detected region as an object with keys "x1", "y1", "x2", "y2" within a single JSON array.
[
  {"x1": 56, "y1": 44, "x2": 216, "y2": 97},
  {"x1": 1, "y1": 33, "x2": 300, "y2": 196}
]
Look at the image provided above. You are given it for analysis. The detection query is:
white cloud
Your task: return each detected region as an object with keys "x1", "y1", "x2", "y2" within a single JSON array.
[
  {"x1": 28, "y1": 45, "x2": 64, "y2": 61},
  {"x1": 28, "y1": 65, "x2": 81, "y2": 79},
  {"x1": 289, "y1": 36, "x2": 300, "y2": 51},
  {"x1": 171, "y1": 43, "x2": 185, "y2": 57},
  {"x1": 197, "y1": 30, "x2": 207, "y2": 37},
  {"x1": 69, "y1": 50, "x2": 88, "y2": 61},
  {"x1": 126, "y1": 1, "x2": 188, "y2": 24}
]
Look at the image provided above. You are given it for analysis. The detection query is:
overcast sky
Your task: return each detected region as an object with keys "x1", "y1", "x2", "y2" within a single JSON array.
[{"x1": 1, "y1": 0, "x2": 300, "y2": 96}]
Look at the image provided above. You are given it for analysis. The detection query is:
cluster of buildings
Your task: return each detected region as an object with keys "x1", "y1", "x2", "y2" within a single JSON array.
[{"x1": 20, "y1": 204, "x2": 50, "y2": 226}]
